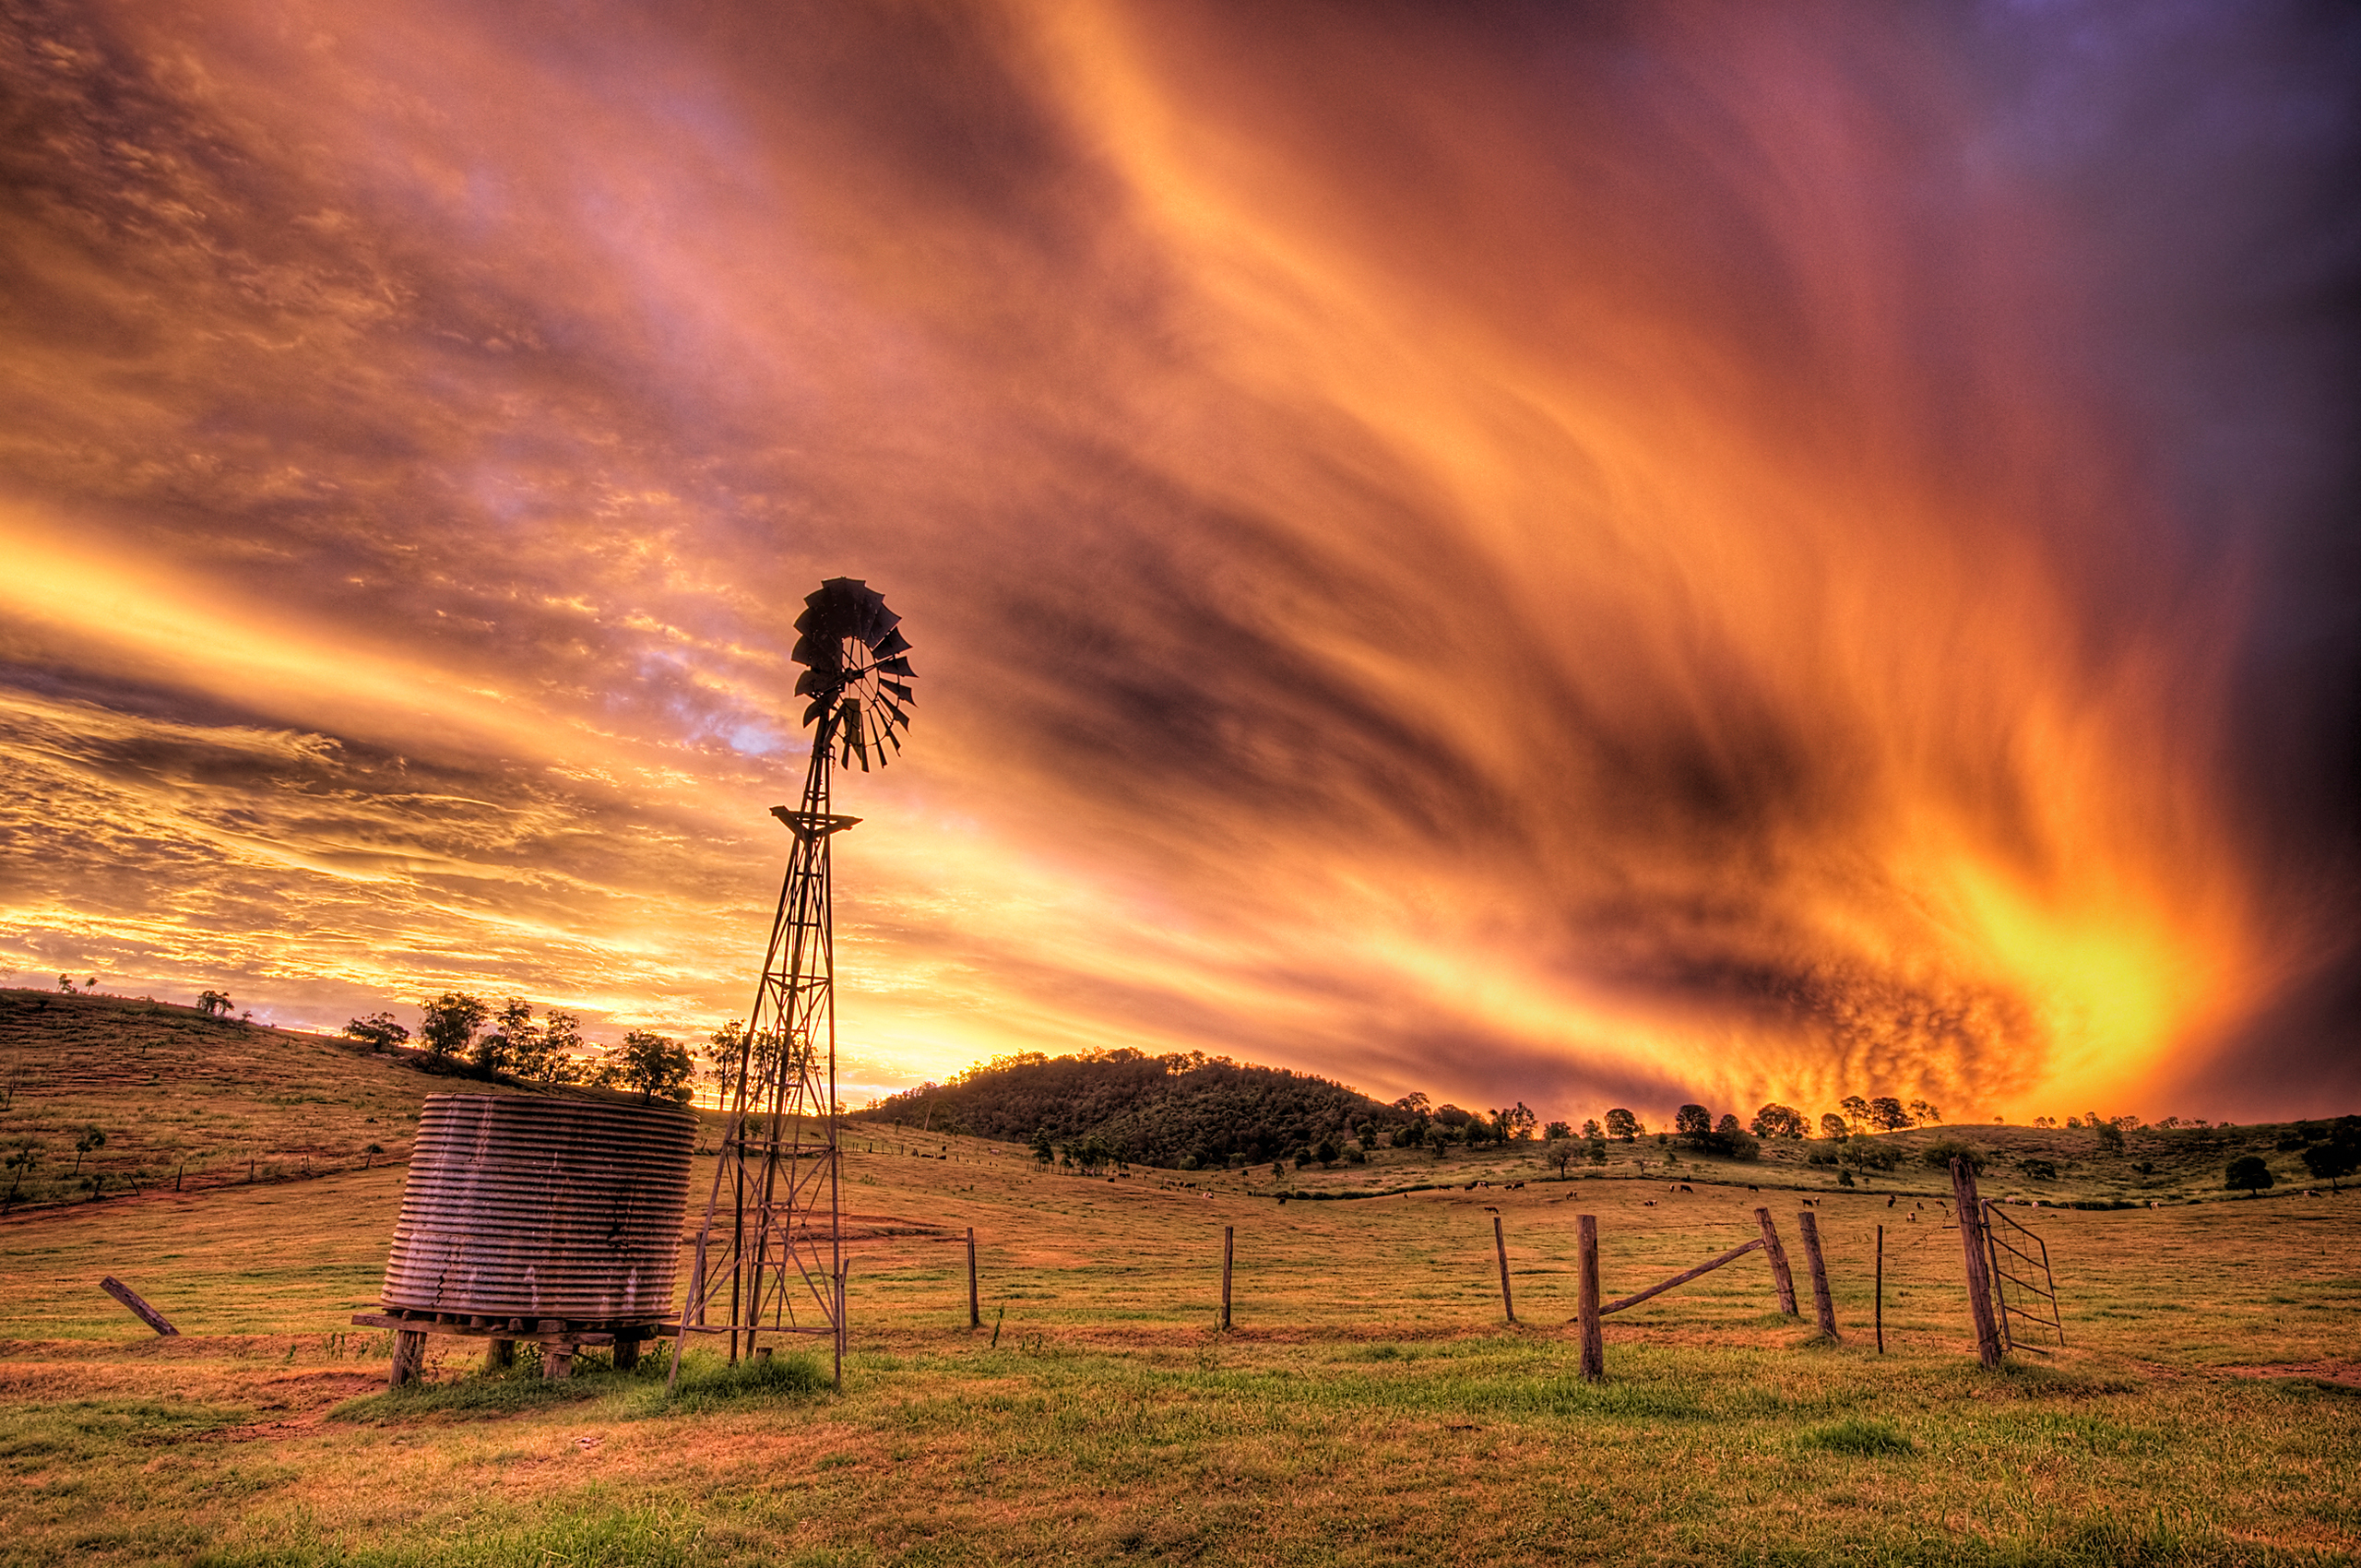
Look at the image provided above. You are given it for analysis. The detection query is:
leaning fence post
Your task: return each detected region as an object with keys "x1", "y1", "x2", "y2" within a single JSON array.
[
  {"x1": 1576, "y1": 1214, "x2": 1604, "y2": 1381},
  {"x1": 1755, "y1": 1207, "x2": 1798, "y2": 1315},
  {"x1": 1494, "y1": 1215, "x2": 1516, "y2": 1324},
  {"x1": 967, "y1": 1227, "x2": 980, "y2": 1329},
  {"x1": 1951, "y1": 1156, "x2": 2002, "y2": 1369},
  {"x1": 1221, "y1": 1225, "x2": 1234, "y2": 1331},
  {"x1": 1797, "y1": 1209, "x2": 1840, "y2": 1341}
]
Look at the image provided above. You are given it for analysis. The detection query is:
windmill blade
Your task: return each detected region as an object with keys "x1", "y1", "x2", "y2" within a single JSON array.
[
  {"x1": 872, "y1": 627, "x2": 911, "y2": 659},
  {"x1": 876, "y1": 655, "x2": 915, "y2": 677},
  {"x1": 882, "y1": 678, "x2": 914, "y2": 704}
]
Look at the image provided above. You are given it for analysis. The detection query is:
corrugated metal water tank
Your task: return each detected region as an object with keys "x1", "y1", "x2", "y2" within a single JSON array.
[{"x1": 381, "y1": 1094, "x2": 696, "y2": 1324}]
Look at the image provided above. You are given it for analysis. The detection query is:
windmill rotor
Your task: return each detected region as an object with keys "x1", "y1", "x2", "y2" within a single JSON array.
[{"x1": 790, "y1": 576, "x2": 916, "y2": 770}]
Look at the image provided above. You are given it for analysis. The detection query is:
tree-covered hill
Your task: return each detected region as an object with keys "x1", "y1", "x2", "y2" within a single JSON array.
[{"x1": 851, "y1": 1049, "x2": 1414, "y2": 1170}]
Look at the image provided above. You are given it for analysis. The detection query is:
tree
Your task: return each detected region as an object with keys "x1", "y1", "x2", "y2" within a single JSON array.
[
  {"x1": 1031, "y1": 1127, "x2": 1054, "y2": 1164},
  {"x1": 616, "y1": 1030, "x2": 695, "y2": 1104},
  {"x1": 2094, "y1": 1121, "x2": 2126, "y2": 1155},
  {"x1": 477, "y1": 997, "x2": 538, "y2": 1075},
  {"x1": 2301, "y1": 1140, "x2": 2357, "y2": 1191},
  {"x1": 1580, "y1": 1118, "x2": 1602, "y2": 1140},
  {"x1": 1869, "y1": 1096, "x2": 1909, "y2": 1131},
  {"x1": 1542, "y1": 1120, "x2": 1572, "y2": 1141},
  {"x1": 1544, "y1": 1136, "x2": 1577, "y2": 1177},
  {"x1": 2298, "y1": 1119, "x2": 2359, "y2": 1191},
  {"x1": 1819, "y1": 1112, "x2": 1849, "y2": 1141},
  {"x1": 56, "y1": 975, "x2": 76, "y2": 994},
  {"x1": 2225, "y1": 1155, "x2": 2273, "y2": 1195},
  {"x1": 513, "y1": 1010, "x2": 585, "y2": 1085},
  {"x1": 1604, "y1": 1108, "x2": 1639, "y2": 1142},
  {"x1": 196, "y1": 990, "x2": 233, "y2": 1017},
  {"x1": 343, "y1": 1012, "x2": 409, "y2": 1050},
  {"x1": 5, "y1": 1141, "x2": 42, "y2": 1205},
  {"x1": 1501, "y1": 1101, "x2": 1538, "y2": 1141},
  {"x1": 1393, "y1": 1092, "x2": 1431, "y2": 1117},
  {"x1": 1750, "y1": 1103, "x2": 1807, "y2": 1139},
  {"x1": 1908, "y1": 1099, "x2": 1942, "y2": 1125},
  {"x1": 1839, "y1": 1096, "x2": 1870, "y2": 1131},
  {"x1": 71, "y1": 1124, "x2": 105, "y2": 1175},
  {"x1": 1674, "y1": 1103, "x2": 1713, "y2": 1143},
  {"x1": 1396, "y1": 1118, "x2": 1427, "y2": 1147},
  {"x1": 420, "y1": 992, "x2": 490, "y2": 1058},
  {"x1": 1709, "y1": 1114, "x2": 1762, "y2": 1161}
]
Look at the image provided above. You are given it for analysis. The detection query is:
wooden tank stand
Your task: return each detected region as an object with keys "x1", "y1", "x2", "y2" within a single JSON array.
[{"x1": 353, "y1": 1308, "x2": 675, "y2": 1389}]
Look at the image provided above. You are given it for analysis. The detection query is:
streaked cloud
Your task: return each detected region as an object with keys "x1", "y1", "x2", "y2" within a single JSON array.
[{"x1": 2, "y1": 0, "x2": 2355, "y2": 1121}]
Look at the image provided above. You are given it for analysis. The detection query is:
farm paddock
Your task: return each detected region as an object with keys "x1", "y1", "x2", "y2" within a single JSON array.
[{"x1": 1, "y1": 1133, "x2": 2355, "y2": 1567}]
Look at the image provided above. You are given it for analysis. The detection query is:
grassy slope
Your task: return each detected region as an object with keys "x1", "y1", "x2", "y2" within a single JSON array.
[
  {"x1": 0, "y1": 989, "x2": 649, "y2": 1211},
  {"x1": 0, "y1": 1001, "x2": 2355, "y2": 1564}
]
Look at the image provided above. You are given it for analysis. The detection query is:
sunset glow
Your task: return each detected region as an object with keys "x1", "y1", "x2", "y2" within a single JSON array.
[{"x1": 2, "y1": 2, "x2": 2354, "y2": 1123}]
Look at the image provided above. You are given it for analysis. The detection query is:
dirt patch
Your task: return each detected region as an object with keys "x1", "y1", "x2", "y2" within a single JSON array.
[{"x1": 2216, "y1": 1360, "x2": 2361, "y2": 1390}]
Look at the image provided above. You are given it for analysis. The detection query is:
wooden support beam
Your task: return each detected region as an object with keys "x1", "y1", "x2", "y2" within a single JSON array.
[
  {"x1": 486, "y1": 1338, "x2": 516, "y2": 1372},
  {"x1": 1592, "y1": 1237, "x2": 1762, "y2": 1317},
  {"x1": 1575, "y1": 1215, "x2": 1604, "y2": 1382},
  {"x1": 1756, "y1": 1208, "x2": 1798, "y2": 1315},
  {"x1": 1798, "y1": 1210, "x2": 1840, "y2": 1340},
  {"x1": 99, "y1": 1277, "x2": 179, "y2": 1337},
  {"x1": 388, "y1": 1330, "x2": 425, "y2": 1389}
]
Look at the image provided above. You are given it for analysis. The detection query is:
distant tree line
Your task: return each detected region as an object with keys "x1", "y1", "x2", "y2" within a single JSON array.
[{"x1": 340, "y1": 993, "x2": 694, "y2": 1105}]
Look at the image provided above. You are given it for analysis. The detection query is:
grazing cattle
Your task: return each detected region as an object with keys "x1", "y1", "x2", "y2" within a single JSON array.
[
  {"x1": 1748, "y1": 1184, "x2": 1760, "y2": 1193},
  {"x1": 1679, "y1": 1183, "x2": 1694, "y2": 1194},
  {"x1": 1886, "y1": 1194, "x2": 1896, "y2": 1207},
  {"x1": 1643, "y1": 1199, "x2": 1657, "y2": 1206},
  {"x1": 1483, "y1": 1205, "x2": 1499, "y2": 1214},
  {"x1": 1465, "y1": 1182, "x2": 1480, "y2": 1192}
]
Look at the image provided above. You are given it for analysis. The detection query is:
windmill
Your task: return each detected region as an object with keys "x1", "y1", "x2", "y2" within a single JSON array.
[{"x1": 668, "y1": 577, "x2": 915, "y2": 1389}]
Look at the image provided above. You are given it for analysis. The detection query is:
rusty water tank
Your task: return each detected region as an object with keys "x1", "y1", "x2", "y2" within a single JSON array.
[{"x1": 380, "y1": 1093, "x2": 696, "y2": 1325}]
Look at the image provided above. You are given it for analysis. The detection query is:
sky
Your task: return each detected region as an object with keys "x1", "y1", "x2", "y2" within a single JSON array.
[{"x1": 2, "y1": 0, "x2": 2356, "y2": 1125}]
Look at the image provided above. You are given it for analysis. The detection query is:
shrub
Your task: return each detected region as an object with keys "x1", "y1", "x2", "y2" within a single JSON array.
[
  {"x1": 2021, "y1": 1158, "x2": 2058, "y2": 1181},
  {"x1": 1921, "y1": 1138, "x2": 1987, "y2": 1175}
]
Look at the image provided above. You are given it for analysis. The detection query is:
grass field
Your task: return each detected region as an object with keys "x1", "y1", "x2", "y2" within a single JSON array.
[{"x1": 2, "y1": 1007, "x2": 2356, "y2": 1565}]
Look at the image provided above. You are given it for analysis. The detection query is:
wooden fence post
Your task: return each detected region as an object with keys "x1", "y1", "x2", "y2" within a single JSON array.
[
  {"x1": 1951, "y1": 1156, "x2": 2002, "y2": 1369},
  {"x1": 1874, "y1": 1224, "x2": 1885, "y2": 1353},
  {"x1": 1221, "y1": 1225, "x2": 1234, "y2": 1331},
  {"x1": 486, "y1": 1338, "x2": 515, "y2": 1372},
  {"x1": 1755, "y1": 1207, "x2": 1798, "y2": 1315},
  {"x1": 1494, "y1": 1215, "x2": 1515, "y2": 1324},
  {"x1": 967, "y1": 1227, "x2": 980, "y2": 1329},
  {"x1": 1797, "y1": 1210, "x2": 1840, "y2": 1341},
  {"x1": 1576, "y1": 1214, "x2": 1604, "y2": 1381}
]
